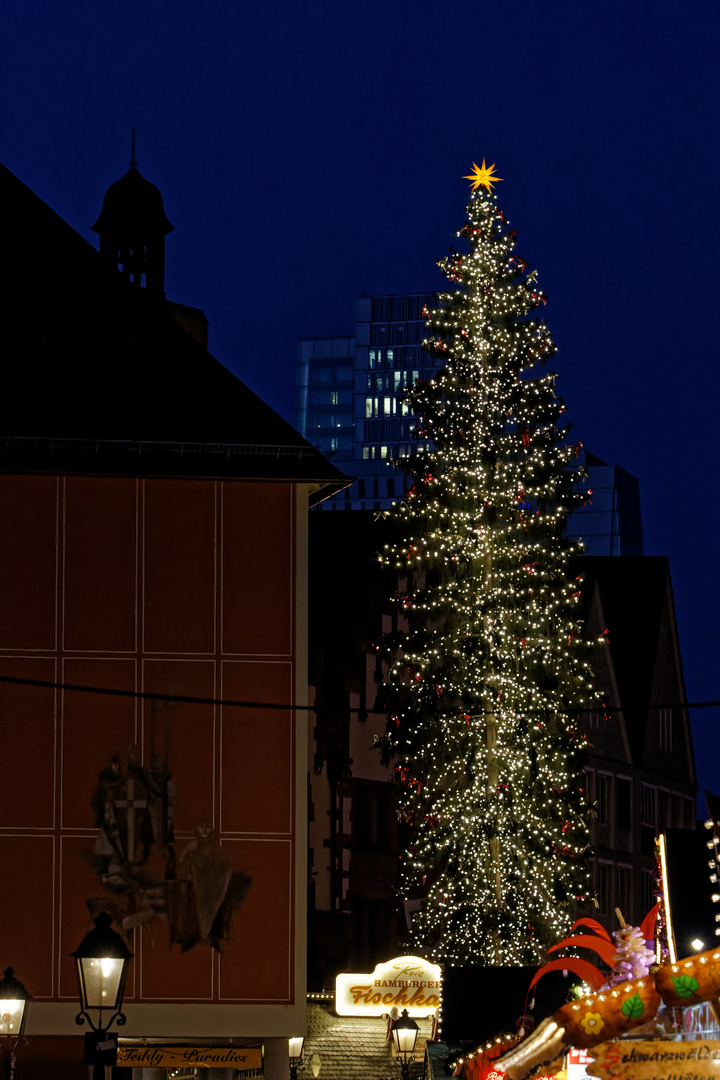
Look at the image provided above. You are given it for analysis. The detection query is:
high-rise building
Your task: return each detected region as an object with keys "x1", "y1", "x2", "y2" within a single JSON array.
[
  {"x1": 297, "y1": 294, "x2": 435, "y2": 511},
  {"x1": 296, "y1": 294, "x2": 644, "y2": 558}
]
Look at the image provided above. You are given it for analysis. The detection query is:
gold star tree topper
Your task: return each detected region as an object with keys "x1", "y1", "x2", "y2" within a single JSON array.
[{"x1": 463, "y1": 160, "x2": 503, "y2": 192}]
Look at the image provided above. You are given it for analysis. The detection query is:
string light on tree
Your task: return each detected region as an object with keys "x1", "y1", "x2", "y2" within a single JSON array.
[{"x1": 378, "y1": 161, "x2": 604, "y2": 966}]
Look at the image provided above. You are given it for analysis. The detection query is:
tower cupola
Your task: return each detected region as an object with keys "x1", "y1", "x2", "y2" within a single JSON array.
[{"x1": 92, "y1": 138, "x2": 173, "y2": 294}]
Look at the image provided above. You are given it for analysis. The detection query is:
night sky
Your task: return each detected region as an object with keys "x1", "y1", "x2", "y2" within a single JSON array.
[{"x1": 2, "y1": 1, "x2": 718, "y2": 798}]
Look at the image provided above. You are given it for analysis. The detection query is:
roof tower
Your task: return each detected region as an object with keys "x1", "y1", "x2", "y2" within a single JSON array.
[{"x1": 92, "y1": 133, "x2": 174, "y2": 294}]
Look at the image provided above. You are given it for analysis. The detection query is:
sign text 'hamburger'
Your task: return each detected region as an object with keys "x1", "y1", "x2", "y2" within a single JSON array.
[{"x1": 335, "y1": 955, "x2": 442, "y2": 1017}]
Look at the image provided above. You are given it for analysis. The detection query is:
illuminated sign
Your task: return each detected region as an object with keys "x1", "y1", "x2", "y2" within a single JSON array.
[
  {"x1": 335, "y1": 955, "x2": 441, "y2": 1017},
  {"x1": 116, "y1": 1046, "x2": 263, "y2": 1069}
]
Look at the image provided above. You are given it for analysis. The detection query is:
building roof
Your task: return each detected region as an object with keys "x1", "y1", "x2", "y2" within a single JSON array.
[
  {"x1": 0, "y1": 163, "x2": 348, "y2": 499},
  {"x1": 297, "y1": 1003, "x2": 429, "y2": 1080}
]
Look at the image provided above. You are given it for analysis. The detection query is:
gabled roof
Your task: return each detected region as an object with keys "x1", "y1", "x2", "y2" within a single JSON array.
[
  {"x1": 0, "y1": 164, "x2": 348, "y2": 500},
  {"x1": 581, "y1": 556, "x2": 677, "y2": 764}
]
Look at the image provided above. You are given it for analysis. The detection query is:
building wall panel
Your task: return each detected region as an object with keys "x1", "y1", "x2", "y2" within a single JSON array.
[
  {"x1": 143, "y1": 480, "x2": 216, "y2": 654},
  {"x1": 61, "y1": 658, "x2": 137, "y2": 830},
  {"x1": 0, "y1": 473, "x2": 302, "y2": 1016},
  {"x1": 0, "y1": 475, "x2": 57, "y2": 650},
  {"x1": 220, "y1": 661, "x2": 292, "y2": 835},
  {"x1": 142, "y1": 659, "x2": 215, "y2": 833},
  {"x1": 63, "y1": 477, "x2": 137, "y2": 653},
  {"x1": 0, "y1": 657, "x2": 56, "y2": 828},
  {"x1": 139, "y1": 918, "x2": 214, "y2": 1001},
  {"x1": 58, "y1": 834, "x2": 130, "y2": 999},
  {"x1": 217, "y1": 838, "x2": 292, "y2": 1002},
  {"x1": 222, "y1": 483, "x2": 292, "y2": 656},
  {"x1": 0, "y1": 835, "x2": 55, "y2": 998}
]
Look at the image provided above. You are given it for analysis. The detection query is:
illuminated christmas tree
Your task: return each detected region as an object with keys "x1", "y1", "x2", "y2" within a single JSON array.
[{"x1": 379, "y1": 162, "x2": 602, "y2": 965}]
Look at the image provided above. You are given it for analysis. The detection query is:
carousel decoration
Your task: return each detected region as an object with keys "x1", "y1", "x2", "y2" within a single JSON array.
[{"x1": 493, "y1": 794, "x2": 720, "y2": 1080}]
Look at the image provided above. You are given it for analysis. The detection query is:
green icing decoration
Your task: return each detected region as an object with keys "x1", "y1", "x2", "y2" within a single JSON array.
[
  {"x1": 671, "y1": 975, "x2": 700, "y2": 999},
  {"x1": 621, "y1": 992, "x2": 644, "y2": 1020}
]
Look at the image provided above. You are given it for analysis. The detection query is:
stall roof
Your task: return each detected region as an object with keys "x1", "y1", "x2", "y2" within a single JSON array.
[{"x1": 297, "y1": 1002, "x2": 430, "y2": 1080}]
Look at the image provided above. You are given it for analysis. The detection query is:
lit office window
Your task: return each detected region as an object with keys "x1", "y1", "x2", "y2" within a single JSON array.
[
  {"x1": 383, "y1": 397, "x2": 392, "y2": 416},
  {"x1": 365, "y1": 397, "x2": 373, "y2": 419},
  {"x1": 330, "y1": 391, "x2": 338, "y2": 405},
  {"x1": 394, "y1": 372, "x2": 402, "y2": 391},
  {"x1": 369, "y1": 349, "x2": 376, "y2": 368},
  {"x1": 362, "y1": 447, "x2": 370, "y2": 460},
  {"x1": 387, "y1": 349, "x2": 394, "y2": 366},
  {"x1": 380, "y1": 445, "x2": 388, "y2": 459}
]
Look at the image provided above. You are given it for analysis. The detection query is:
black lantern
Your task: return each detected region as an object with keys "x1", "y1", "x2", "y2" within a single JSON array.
[
  {"x1": 288, "y1": 1036, "x2": 305, "y2": 1080},
  {"x1": 0, "y1": 967, "x2": 31, "y2": 1079},
  {"x1": 72, "y1": 912, "x2": 133, "y2": 1036},
  {"x1": 391, "y1": 1009, "x2": 419, "y2": 1080}
]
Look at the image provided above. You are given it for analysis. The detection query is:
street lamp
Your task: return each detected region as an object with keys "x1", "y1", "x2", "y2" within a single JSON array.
[
  {"x1": 288, "y1": 1036, "x2": 305, "y2": 1080},
  {"x1": 0, "y1": 967, "x2": 31, "y2": 1080},
  {"x1": 72, "y1": 912, "x2": 133, "y2": 1077},
  {"x1": 391, "y1": 1009, "x2": 419, "y2": 1080}
]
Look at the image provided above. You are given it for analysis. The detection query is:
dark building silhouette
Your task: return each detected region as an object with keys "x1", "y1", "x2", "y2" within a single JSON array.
[
  {"x1": 92, "y1": 142, "x2": 174, "y2": 294},
  {"x1": 581, "y1": 557, "x2": 696, "y2": 923}
]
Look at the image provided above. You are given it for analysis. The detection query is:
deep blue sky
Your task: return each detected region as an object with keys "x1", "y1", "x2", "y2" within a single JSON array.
[{"x1": 2, "y1": 1, "x2": 719, "y2": 799}]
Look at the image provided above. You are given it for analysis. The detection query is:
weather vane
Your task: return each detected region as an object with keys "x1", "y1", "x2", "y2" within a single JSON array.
[{"x1": 463, "y1": 159, "x2": 503, "y2": 192}]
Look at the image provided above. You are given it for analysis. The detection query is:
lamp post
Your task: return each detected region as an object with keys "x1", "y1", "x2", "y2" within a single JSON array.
[
  {"x1": 72, "y1": 912, "x2": 133, "y2": 1079},
  {"x1": 391, "y1": 1009, "x2": 419, "y2": 1080},
  {"x1": 0, "y1": 967, "x2": 30, "y2": 1080},
  {"x1": 288, "y1": 1036, "x2": 305, "y2": 1080}
]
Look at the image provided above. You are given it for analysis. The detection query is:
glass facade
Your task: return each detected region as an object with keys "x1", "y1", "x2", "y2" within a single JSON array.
[
  {"x1": 567, "y1": 450, "x2": 644, "y2": 556},
  {"x1": 296, "y1": 294, "x2": 435, "y2": 510},
  {"x1": 296, "y1": 336, "x2": 355, "y2": 457}
]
